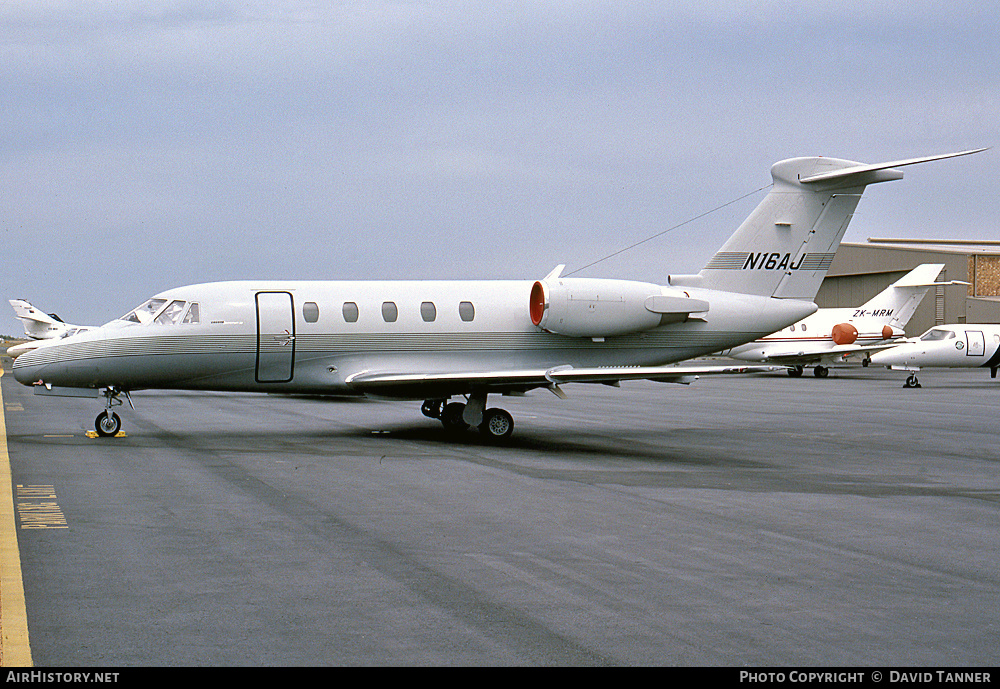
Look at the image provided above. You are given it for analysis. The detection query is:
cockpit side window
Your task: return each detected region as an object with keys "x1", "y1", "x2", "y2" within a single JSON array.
[
  {"x1": 120, "y1": 298, "x2": 167, "y2": 324},
  {"x1": 155, "y1": 300, "x2": 187, "y2": 325},
  {"x1": 183, "y1": 302, "x2": 200, "y2": 324}
]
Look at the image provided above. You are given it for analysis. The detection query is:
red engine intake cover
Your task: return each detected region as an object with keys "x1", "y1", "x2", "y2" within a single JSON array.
[
  {"x1": 831, "y1": 322, "x2": 859, "y2": 345},
  {"x1": 881, "y1": 325, "x2": 894, "y2": 339},
  {"x1": 529, "y1": 281, "x2": 546, "y2": 326}
]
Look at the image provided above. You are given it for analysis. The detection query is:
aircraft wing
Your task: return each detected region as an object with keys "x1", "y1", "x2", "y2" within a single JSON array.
[
  {"x1": 345, "y1": 363, "x2": 780, "y2": 397},
  {"x1": 754, "y1": 341, "x2": 904, "y2": 366}
]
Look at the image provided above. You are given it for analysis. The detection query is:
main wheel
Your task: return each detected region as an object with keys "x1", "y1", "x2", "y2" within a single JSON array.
[
  {"x1": 814, "y1": 366, "x2": 829, "y2": 378},
  {"x1": 787, "y1": 365, "x2": 804, "y2": 378},
  {"x1": 95, "y1": 411, "x2": 121, "y2": 437},
  {"x1": 440, "y1": 402, "x2": 468, "y2": 431},
  {"x1": 421, "y1": 399, "x2": 444, "y2": 419},
  {"x1": 480, "y1": 408, "x2": 514, "y2": 440}
]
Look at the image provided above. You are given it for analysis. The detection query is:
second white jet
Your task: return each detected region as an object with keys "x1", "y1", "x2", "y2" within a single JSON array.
[
  {"x1": 869, "y1": 324, "x2": 1000, "y2": 387},
  {"x1": 721, "y1": 263, "x2": 965, "y2": 377}
]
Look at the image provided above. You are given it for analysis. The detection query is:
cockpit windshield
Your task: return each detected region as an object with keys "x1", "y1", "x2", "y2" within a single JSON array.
[
  {"x1": 920, "y1": 328, "x2": 956, "y2": 341},
  {"x1": 119, "y1": 298, "x2": 200, "y2": 325},
  {"x1": 155, "y1": 300, "x2": 187, "y2": 325},
  {"x1": 120, "y1": 298, "x2": 167, "y2": 324}
]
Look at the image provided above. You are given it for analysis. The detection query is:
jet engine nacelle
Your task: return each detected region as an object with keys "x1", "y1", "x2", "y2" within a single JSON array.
[
  {"x1": 831, "y1": 323, "x2": 859, "y2": 345},
  {"x1": 529, "y1": 276, "x2": 709, "y2": 338}
]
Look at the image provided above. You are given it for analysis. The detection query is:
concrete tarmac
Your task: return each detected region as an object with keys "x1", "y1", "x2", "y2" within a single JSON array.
[{"x1": 2, "y1": 360, "x2": 998, "y2": 666}]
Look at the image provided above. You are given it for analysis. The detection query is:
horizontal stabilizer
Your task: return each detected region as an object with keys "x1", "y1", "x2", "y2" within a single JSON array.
[{"x1": 798, "y1": 148, "x2": 987, "y2": 186}]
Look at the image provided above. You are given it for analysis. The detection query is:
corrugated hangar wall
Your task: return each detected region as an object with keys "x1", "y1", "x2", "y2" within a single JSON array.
[{"x1": 816, "y1": 242, "x2": 1000, "y2": 336}]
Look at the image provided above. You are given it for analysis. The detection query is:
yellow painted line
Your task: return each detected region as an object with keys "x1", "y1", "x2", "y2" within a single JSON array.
[{"x1": 0, "y1": 368, "x2": 33, "y2": 666}]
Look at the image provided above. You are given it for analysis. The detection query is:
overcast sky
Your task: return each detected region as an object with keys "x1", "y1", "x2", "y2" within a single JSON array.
[{"x1": 1, "y1": 1, "x2": 996, "y2": 330}]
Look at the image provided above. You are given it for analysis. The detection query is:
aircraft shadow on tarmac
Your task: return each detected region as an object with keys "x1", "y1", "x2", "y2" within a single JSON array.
[{"x1": 134, "y1": 419, "x2": 773, "y2": 469}]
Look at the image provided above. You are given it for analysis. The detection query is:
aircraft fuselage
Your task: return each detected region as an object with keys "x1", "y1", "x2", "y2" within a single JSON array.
[{"x1": 13, "y1": 279, "x2": 814, "y2": 398}]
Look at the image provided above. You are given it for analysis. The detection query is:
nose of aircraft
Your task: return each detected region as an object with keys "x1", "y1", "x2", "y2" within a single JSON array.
[
  {"x1": 11, "y1": 344, "x2": 47, "y2": 385},
  {"x1": 10, "y1": 330, "x2": 97, "y2": 387},
  {"x1": 870, "y1": 342, "x2": 913, "y2": 366}
]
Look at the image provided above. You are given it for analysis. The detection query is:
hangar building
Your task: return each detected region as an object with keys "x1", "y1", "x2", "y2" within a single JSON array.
[{"x1": 817, "y1": 239, "x2": 1000, "y2": 337}]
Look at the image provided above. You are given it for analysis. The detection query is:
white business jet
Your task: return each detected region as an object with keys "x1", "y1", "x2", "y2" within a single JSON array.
[
  {"x1": 9, "y1": 299, "x2": 91, "y2": 340},
  {"x1": 12, "y1": 149, "x2": 984, "y2": 438},
  {"x1": 721, "y1": 263, "x2": 966, "y2": 377},
  {"x1": 7, "y1": 299, "x2": 94, "y2": 358},
  {"x1": 869, "y1": 324, "x2": 1000, "y2": 387}
]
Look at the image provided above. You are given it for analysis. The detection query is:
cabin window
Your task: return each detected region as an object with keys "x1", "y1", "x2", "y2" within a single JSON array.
[
  {"x1": 183, "y1": 303, "x2": 200, "y2": 324},
  {"x1": 155, "y1": 300, "x2": 187, "y2": 325},
  {"x1": 303, "y1": 302, "x2": 320, "y2": 323},
  {"x1": 382, "y1": 301, "x2": 398, "y2": 323},
  {"x1": 343, "y1": 302, "x2": 359, "y2": 323},
  {"x1": 459, "y1": 301, "x2": 475, "y2": 322},
  {"x1": 420, "y1": 301, "x2": 437, "y2": 322}
]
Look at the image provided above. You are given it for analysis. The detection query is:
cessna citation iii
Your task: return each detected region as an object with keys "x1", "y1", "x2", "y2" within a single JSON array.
[
  {"x1": 869, "y1": 324, "x2": 1000, "y2": 388},
  {"x1": 720, "y1": 263, "x2": 966, "y2": 377},
  {"x1": 12, "y1": 149, "x2": 984, "y2": 438}
]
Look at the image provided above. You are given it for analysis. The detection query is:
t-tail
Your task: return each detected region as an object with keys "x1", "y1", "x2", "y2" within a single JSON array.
[
  {"x1": 670, "y1": 149, "x2": 986, "y2": 299},
  {"x1": 857, "y1": 263, "x2": 970, "y2": 330},
  {"x1": 9, "y1": 299, "x2": 66, "y2": 340}
]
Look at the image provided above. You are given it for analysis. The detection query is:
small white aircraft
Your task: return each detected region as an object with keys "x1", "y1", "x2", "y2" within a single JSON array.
[
  {"x1": 7, "y1": 299, "x2": 94, "y2": 358},
  {"x1": 9, "y1": 299, "x2": 90, "y2": 340},
  {"x1": 12, "y1": 149, "x2": 984, "y2": 438},
  {"x1": 720, "y1": 263, "x2": 966, "y2": 377},
  {"x1": 869, "y1": 324, "x2": 1000, "y2": 387}
]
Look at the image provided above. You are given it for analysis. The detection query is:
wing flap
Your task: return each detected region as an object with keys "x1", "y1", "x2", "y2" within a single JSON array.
[{"x1": 346, "y1": 363, "x2": 779, "y2": 396}]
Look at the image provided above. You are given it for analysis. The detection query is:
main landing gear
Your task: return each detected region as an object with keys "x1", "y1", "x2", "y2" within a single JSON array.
[
  {"x1": 94, "y1": 387, "x2": 130, "y2": 437},
  {"x1": 421, "y1": 394, "x2": 515, "y2": 440},
  {"x1": 786, "y1": 365, "x2": 830, "y2": 378}
]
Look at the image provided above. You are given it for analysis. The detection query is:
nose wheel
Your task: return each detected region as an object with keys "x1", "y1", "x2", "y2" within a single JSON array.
[
  {"x1": 903, "y1": 373, "x2": 921, "y2": 388},
  {"x1": 95, "y1": 411, "x2": 122, "y2": 437},
  {"x1": 94, "y1": 387, "x2": 130, "y2": 436}
]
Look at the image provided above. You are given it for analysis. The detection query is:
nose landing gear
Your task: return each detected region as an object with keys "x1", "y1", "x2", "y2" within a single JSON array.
[
  {"x1": 95, "y1": 410, "x2": 121, "y2": 437},
  {"x1": 94, "y1": 387, "x2": 130, "y2": 437},
  {"x1": 903, "y1": 373, "x2": 921, "y2": 388}
]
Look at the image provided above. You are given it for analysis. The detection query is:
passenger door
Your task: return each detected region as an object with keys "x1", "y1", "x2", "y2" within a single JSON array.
[
  {"x1": 966, "y1": 329, "x2": 986, "y2": 357},
  {"x1": 256, "y1": 291, "x2": 295, "y2": 383}
]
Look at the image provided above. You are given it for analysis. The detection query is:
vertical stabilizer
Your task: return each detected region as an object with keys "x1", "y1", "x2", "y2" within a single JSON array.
[
  {"x1": 857, "y1": 263, "x2": 968, "y2": 330},
  {"x1": 689, "y1": 149, "x2": 985, "y2": 300},
  {"x1": 9, "y1": 299, "x2": 62, "y2": 339},
  {"x1": 8, "y1": 299, "x2": 90, "y2": 340}
]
